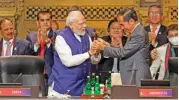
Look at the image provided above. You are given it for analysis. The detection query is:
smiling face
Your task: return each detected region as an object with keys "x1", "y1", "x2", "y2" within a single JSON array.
[
  {"x1": 70, "y1": 14, "x2": 87, "y2": 36},
  {"x1": 109, "y1": 22, "x2": 123, "y2": 38},
  {"x1": 117, "y1": 16, "x2": 135, "y2": 35},
  {"x1": 148, "y1": 7, "x2": 163, "y2": 25},
  {"x1": 0, "y1": 20, "x2": 14, "y2": 41}
]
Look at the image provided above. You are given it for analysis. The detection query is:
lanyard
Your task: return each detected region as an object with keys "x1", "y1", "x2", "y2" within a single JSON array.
[{"x1": 1, "y1": 40, "x2": 14, "y2": 56}]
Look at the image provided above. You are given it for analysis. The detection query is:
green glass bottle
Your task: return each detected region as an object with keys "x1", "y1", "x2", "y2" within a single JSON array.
[
  {"x1": 84, "y1": 76, "x2": 91, "y2": 95},
  {"x1": 91, "y1": 73, "x2": 96, "y2": 87},
  {"x1": 107, "y1": 71, "x2": 111, "y2": 89},
  {"x1": 94, "y1": 76, "x2": 100, "y2": 94}
]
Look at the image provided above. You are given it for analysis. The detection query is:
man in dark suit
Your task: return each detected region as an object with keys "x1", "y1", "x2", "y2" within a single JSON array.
[
  {"x1": 145, "y1": 5, "x2": 168, "y2": 49},
  {"x1": 26, "y1": 10, "x2": 55, "y2": 77},
  {"x1": 98, "y1": 18, "x2": 127, "y2": 84},
  {"x1": 0, "y1": 18, "x2": 31, "y2": 56},
  {"x1": 93, "y1": 9, "x2": 151, "y2": 86}
]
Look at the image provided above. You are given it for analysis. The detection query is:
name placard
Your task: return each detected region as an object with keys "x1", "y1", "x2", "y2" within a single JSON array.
[
  {"x1": 139, "y1": 89, "x2": 172, "y2": 98},
  {"x1": 0, "y1": 88, "x2": 31, "y2": 97}
]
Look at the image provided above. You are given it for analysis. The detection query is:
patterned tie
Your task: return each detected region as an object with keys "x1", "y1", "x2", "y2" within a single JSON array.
[
  {"x1": 5, "y1": 41, "x2": 11, "y2": 56},
  {"x1": 152, "y1": 26, "x2": 157, "y2": 35}
]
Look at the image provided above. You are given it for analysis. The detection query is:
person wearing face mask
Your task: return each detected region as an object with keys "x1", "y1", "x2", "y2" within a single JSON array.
[
  {"x1": 151, "y1": 24, "x2": 178, "y2": 60},
  {"x1": 150, "y1": 24, "x2": 178, "y2": 85},
  {"x1": 167, "y1": 24, "x2": 178, "y2": 86},
  {"x1": 167, "y1": 24, "x2": 178, "y2": 56},
  {"x1": 48, "y1": 10, "x2": 101, "y2": 97}
]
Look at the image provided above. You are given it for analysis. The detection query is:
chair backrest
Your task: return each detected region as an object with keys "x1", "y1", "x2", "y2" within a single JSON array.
[
  {"x1": 168, "y1": 57, "x2": 178, "y2": 74},
  {"x1": 0, "y1": 56, "x2": 44, "y2": 85}
]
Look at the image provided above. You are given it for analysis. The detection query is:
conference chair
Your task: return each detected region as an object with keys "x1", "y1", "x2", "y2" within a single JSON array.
[{"x1": 0, "y1": 55, "x2": 48, "y2": 96}]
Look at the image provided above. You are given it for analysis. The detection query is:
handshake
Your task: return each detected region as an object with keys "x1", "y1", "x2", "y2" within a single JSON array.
[{"x1": 88, "y1": 38, "x2": 110, "y2": 56}]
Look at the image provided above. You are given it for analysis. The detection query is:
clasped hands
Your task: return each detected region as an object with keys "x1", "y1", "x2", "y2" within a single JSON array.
[
  {"x1": 35, "y1": 28, "x2": 50, "y2": 46},
  {"x1": 88, "y1": 38, "x2": 110, "y2": 56},
  {"x1": 148, "y1": 32, "x2": 157, "y2": 45}
]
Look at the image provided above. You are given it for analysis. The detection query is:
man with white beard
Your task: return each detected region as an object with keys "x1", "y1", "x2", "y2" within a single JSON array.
[{"x1": 48, "y1": 11, "x2": 101, "y2": 97}]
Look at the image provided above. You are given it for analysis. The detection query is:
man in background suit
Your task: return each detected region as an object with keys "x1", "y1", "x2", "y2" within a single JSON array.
[
  {"x1": 145, "y1": 5, "x2": 168, "y2": 49},
  {"x1": 151, "y1": 24, "x2": 178, "y2": 85},
  {"x1": 0, "y1": 18, "x2": 31, "y2": 56},
  {"x1": 26, "y1": 10, "x2": 55, "y2": 77},
  {"x1": 92, "y1": 9, "x2": 151, "y2": 86},
  {"x1": 98, "y1": 18, "x2": 127, "y2": 84}
]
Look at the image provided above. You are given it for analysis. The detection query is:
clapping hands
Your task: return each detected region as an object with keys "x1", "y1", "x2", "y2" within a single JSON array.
[{"x1": 148, "y1": 32, "x2": 157, "y2": 45}]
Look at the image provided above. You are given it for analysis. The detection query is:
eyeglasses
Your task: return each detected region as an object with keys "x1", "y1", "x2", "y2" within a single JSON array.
[
  {"x1": 110, "y1": 27, "x2": 122, "y2": 30},
  {"x1": 149, "y1": 12, "x2": 161, "y2": 16}
]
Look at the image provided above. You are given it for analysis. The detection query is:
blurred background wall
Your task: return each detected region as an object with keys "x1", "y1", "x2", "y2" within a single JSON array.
[{"x1": 0, "y1": 0, "x2": 177, "y2": 38}]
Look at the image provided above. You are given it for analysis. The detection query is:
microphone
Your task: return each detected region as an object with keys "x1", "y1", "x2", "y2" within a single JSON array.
[{"x1": 13, "y1": 73, "x2": 22, "y2": 83}]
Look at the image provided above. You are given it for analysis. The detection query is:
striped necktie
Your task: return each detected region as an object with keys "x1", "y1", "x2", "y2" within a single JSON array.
[
  {"x1": 5, "y1": 41, "x2": 11, "y2": 56},
  {"x1": 152, "y1": 26, "x2": 157, "y2": 35}
]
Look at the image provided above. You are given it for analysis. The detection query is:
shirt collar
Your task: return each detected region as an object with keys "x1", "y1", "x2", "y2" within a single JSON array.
[
  {"x1": 47, "y1": 30, "x2": 50, "y2": 36},
  {"x1": 74, "y1": 33, "x2": 81, "y2": 42},
  {"x1": 150, "y1": 24, "x2": 161, "y2": 31},
  {"x1": 3, "y1": 37, "x2": 14, "y2": 45},
  {"x1": 132, "y1": 23, "x2": 140, "y2": 33}
]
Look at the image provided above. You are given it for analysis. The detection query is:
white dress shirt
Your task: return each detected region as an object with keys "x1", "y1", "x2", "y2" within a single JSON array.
[
  {"x1": 2, "y1": 38, "x2": 14, "y2": 56},
  {"x1": 55, "y1": 33, "x2": 101, "y2": 67},
  {"x1": 150, "y1": 24, "x2": 161, "y2": 35},
  {"x1": 34, "y1": 30, "x2": 51, "y2": 52},
  {"x1": 112, "y1": 58, "x2": 118, "y2": 73}
]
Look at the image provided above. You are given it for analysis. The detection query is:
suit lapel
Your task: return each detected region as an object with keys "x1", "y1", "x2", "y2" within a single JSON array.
[
  {"x1": 156, "y1": 25, "x2": 166, "y2": 40},
  {"x1": 0, "y1": 39, "x2": 3, "y2": 56},
  {"x1": 146, "y1": 25, "x2": 151, "y2": 32},
  {"x1": 157, "y1": 25, "x2": 166, "y2": 35},
  {"x1": 48, "y1": 29, "x2": 54, "y2": 38},
  {"x1": 12, "y1": 38, "x2": 19, "y2": 55}
]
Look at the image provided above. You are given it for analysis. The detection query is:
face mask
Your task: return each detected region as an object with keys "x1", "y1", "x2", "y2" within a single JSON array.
[{"x1": 168, "y1": 37, "x2": 178, "y2": 45}]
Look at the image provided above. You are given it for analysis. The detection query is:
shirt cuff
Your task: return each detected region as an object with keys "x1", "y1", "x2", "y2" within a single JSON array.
[
  {"x1": 46, "y1": 42, "x2": 51, "y2": 48},
  {"x1": 84, "y1": 52, "x2": 90, "y2": 59},
  {"x1": 152, "y1": 42, "x2": 158, "y2": 47},
  {"x1": 34, "y1": 44, "x2": 39, "y2": 52}
]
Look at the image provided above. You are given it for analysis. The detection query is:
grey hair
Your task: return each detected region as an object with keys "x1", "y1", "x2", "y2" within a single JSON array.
[
  {"x1": 148, "y1": 5, "x2": 163, "y2": 15},
  {"x1": 66, "y1": 11, "x2": 82, "y2": 26}
]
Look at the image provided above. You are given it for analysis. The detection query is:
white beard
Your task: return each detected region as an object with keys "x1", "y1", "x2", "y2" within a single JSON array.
[{"x1": 74, "y1": 30, "x2": 85, "y2": 36}]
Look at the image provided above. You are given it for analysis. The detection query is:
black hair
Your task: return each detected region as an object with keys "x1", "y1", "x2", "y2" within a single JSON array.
[
  {"x1": 37, "y1": 9, "x2": 52, "y2": 20},
  {"x1": 117, "y1": 8, "x2": 138, "y2": 22},
  {"x1": 167, "y1": 24, "x2": 178, "y2": 35},
  {"x1": 148, "y1": 5, "x2": 163, "y2": 15},
  {"x1": 107, "y1": 18, "x2": 118, "y2": 32}
]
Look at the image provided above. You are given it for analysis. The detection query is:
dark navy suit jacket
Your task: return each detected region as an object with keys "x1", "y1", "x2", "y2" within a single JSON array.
[
  {"x1": 0, "y1": 37, "x2": 32, "y2": 85},
  {"x1": 26, "y1": 29, "x2": 55, "y2": 77},
  {"x1": 145, "y1": 24, "x2": 168, "y2": 49},
  {"x1": 0, "y1": 37, "x2": 32, "y2": 56}
]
